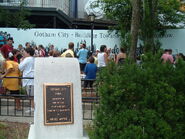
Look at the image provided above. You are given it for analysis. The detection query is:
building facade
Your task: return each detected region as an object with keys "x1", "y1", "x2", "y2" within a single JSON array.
[{"x1": 0, "y1": 0, "x2": 114, "y2": 29}]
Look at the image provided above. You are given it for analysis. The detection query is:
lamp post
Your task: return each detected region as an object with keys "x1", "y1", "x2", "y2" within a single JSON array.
[{"x1": 89, "y1": 13, "x2": 95, "y2": 54}]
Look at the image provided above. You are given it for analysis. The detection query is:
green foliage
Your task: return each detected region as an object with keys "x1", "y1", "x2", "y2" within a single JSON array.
[
  {"x1": 0, "y1": 122, "x2": 7, "y2": 139},
  {"x1": 158, "y1": 0, "x2": 185, "y2": 28},
  {"x1": 92, "y1": 53, "x2": 185, "y2": 139},
  {"x1": 95, "y1": 0, "x2": 132, "y2": 50},
  {"x1": 19, "y1": 87, "x2": 27, "y2": 95},
  {"x1": 0, "y1": 2, "x2": 35, "y2": 29},
  {"x1": 140, "y1": 0, "x2": 185, "y2": 52},
  {"x1": 96, "y1": 0, "x2": 185, "y2": 53},
  {"x1": 0, "y1": 122, "x2": 7, "y2": 128}
]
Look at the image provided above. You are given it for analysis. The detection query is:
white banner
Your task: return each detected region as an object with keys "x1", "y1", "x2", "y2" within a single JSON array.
[
  {"x1": 0, "y1": 28, "x2": 121, "y2": 53},
  {"x1": 1, "y1": 28, "x2": 185, "y2": 54},
  {"x1": 157, "y1": 29, "x2": 185, "y2": 54}
]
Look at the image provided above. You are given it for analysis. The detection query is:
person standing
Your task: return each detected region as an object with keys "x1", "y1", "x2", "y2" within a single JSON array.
[
  {"x1": 1, "y1": 52, "x2": 21, "y2": 110},
  {"x1": 19, "y1": 47, "x2": 35, "y2": 112},
  {"x1": 0, "y1": 37, "x2": 14, "y2": 59},
  {"x1": 61, "y1": 42, "x2": 75, "y2": 57},
  {"x1": 84, "y1": 56, "x2": 97, "y2": 88},
  {"x1": 107, "y1": 48, "x2": 115, "y2": 62},
  {"x1": 161, "y1": 49, "x2": 174, "y2": 64},
  {"x1": 38, "y1": 45, "x2": 46, "y2": 57},
  {"x1": 12, "y1": 49, "x2": 23, "y2": 63},
  {"x1": 18, "y1": 44, "x2": 24, "y2": 51},
  {"x1": 116, "y1": 47, "x2": 127, "y2": 64},
  {"x1": 32, "y1": 45, "x2": 39, "y2": 57},
  {"x1": 49, "y1": 44, "x2": 55, "y2": 51},
  {"x1": 25, "y1": 42, "x2": 31, "y2": 49},
  {"x1": 77, "y1": 43, "x2": 88, "y2": 73},
  {"x1": 97, "y1": 45, "x2": 108, "y2": 68}
]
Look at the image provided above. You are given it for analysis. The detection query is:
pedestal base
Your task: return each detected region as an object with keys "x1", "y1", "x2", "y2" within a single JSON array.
[{"x1": 28, "y1": 124, "x2": 89, "y2": 139}]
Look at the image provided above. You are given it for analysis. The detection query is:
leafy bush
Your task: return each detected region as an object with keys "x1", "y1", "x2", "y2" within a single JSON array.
[
  {"x1": 92, "y1": 53, "x2": 185, "y2": 139},
  {"x1": 19, "y1": 87, "x2": 27, "y2": 95}
]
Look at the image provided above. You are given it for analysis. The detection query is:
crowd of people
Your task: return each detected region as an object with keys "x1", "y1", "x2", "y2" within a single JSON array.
[
  {"x1": 0, "y1": 37, "x2": 185, "y2": 112},
  {"x1": 0, "y1": 37, "x2": 127, "y2": 112},
  {"x1": 161, "y1": 49, "x2": 185, "y2": 64},
  {"x1": 0, "y1": 38, "x2": 35, "y2": 111}
]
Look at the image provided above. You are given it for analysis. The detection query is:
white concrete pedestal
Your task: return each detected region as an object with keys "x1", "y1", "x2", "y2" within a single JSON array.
[{"x1": 28, "y1": 58, "x2": 89, "y2": 139}]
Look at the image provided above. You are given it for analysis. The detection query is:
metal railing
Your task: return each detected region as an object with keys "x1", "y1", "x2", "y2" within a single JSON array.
[
  {"x1": 0, "y1": 0, "x2": 70, "y2": 15},
  {"x1": 0, "y1": 77, "x2": 99, "y2": 120},
  {"x1": 0, "y1": 94, "x2": 34, "y2": 117}
]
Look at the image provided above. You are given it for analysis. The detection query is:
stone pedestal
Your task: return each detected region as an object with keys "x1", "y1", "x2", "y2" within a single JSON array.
[{"x1": 28, "y1": 58, "x2": 88, "y2": 139}]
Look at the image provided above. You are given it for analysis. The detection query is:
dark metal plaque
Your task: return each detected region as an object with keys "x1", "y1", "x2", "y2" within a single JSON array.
[{"x1": 43, "y1": 83, "x2": 73, "y2": 125}]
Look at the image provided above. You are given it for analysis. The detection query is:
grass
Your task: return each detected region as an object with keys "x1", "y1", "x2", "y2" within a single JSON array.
[
  {"x1": 0, "y1": 121, "x2": 93, "y2": 139},
  {"x1": 0, "y1": 121, "x2": 29, "y2": 139},
  {"x1": 84, "y1": 122, "x2": 94, "y2": 139}
]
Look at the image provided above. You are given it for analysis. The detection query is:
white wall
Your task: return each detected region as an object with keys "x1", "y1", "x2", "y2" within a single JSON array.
[
  {"x1": 156, "y1": 29, "x2": 185, "y2": 54},
  {"x1": 0, "y1": 28, "x2": 120, "y2": 52},
  {"x1": 1, "y1": 28, "x2": 185, "y2": 54}
]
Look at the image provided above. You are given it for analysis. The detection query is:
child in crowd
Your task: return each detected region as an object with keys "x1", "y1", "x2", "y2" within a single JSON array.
[{"x1": 84, "y1": 56, "x2": 97, "y2": 88}]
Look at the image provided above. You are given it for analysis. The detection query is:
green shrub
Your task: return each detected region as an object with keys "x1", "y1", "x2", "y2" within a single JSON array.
[
  {"x1": 19, "y1": 87, "x2": 27, "y2": 95},
  {"x1": 92, "y1": 53, "x2": 185, "y2": 139}
]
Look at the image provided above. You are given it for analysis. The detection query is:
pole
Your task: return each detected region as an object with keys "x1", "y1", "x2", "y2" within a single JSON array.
[{"x1": 91, "y1": 22, "x2": 94, "y2": 53}]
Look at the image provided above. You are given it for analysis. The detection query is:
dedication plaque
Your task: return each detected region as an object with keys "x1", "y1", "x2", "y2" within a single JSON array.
[{"x1": 43, "y1": 83, "x2": 73, "y2": 125}]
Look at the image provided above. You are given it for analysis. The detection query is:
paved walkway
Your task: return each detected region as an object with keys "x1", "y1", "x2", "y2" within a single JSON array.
[
  {"x1": 0, "y1": 115, "x2": 92, "y2": 129},
  {"x1": 0, "y1": 115, "x2": 33, "y2": 123}
]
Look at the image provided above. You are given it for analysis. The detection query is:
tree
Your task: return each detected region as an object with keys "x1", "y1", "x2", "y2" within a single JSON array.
[
  {"x1": 0, "y1": 2, "x2": 35, "y2": 30},
  {"x1": 141, "y1": 0, "x2": 158, "y2": 53},
  {"x1": 95, "y1": 0, "x2": 185, "y2": 59},
  {"x1": 129, "y1": 0, "x2": 141, "y2": 60},
  {"x1": 96, "y1": 0, "x2": 132, "y2": 51},
  {"x1": 140, "y1": 0, "x2": 185, "y2": 53}
]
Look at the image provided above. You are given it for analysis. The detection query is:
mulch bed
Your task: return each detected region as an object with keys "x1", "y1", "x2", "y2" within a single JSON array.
[{"x1": 0, "y1": 121, "x2": 29, "y2": 139}]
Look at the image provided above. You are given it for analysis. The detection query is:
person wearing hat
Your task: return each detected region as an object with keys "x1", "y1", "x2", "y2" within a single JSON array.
[{"x1": 0, "y1": 37, "x2": 14, "y2": 59}]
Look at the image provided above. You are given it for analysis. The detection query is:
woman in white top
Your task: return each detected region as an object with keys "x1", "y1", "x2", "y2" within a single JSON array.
[{"x1": 97, "y1": 45, "x2": 108, "y2": 68}]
